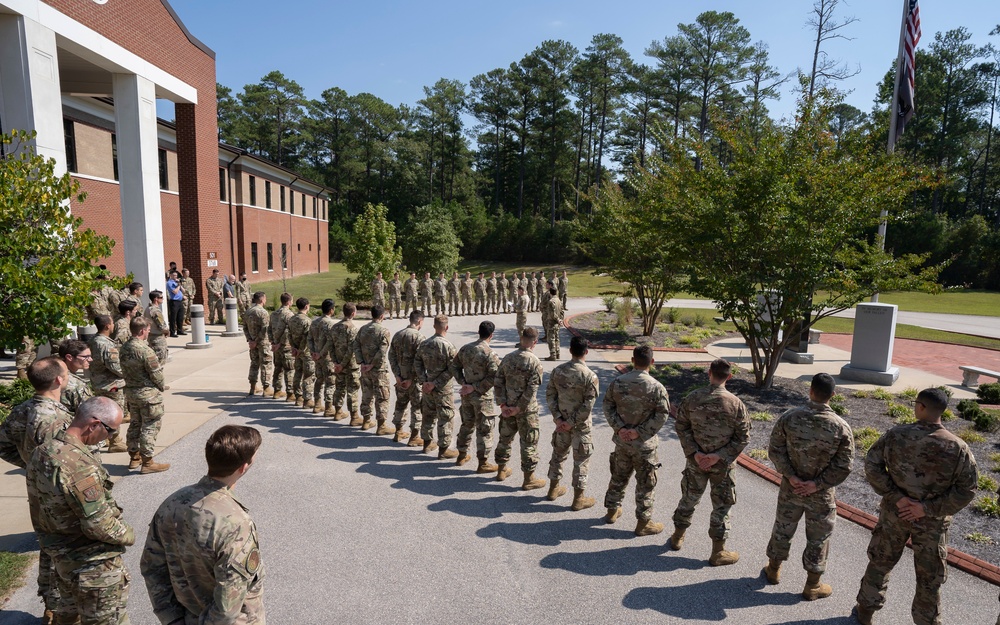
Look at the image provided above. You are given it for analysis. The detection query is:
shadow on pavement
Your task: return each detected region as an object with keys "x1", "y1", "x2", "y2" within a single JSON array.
[
  {"x1": 541, "y1": 543, "x2": 707, "y2": 576},
  {"x1": 769, "y1": 618, "x2": 856, "y2": 625},
  {"x1": 622, "y1": 576, "x2": 804, "y2": 620},
  {"x1": 477, "y1": 516, "x2": 613, "y2": 546},
  {"x1": 429, "y1": 493, "x2": 565, "y2": 518},
  {"x1": 0, "y1": 610, "x2": 39, "y2": 625},
  {"x1": 172, "y1": 390, "x2": 248, "y2": 412},
  {"x1": 0, "y1": 532, "x2": 38, "y2": 553}
]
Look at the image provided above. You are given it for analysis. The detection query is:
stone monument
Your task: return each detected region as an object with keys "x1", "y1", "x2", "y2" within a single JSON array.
[{"x1": 839, "y1": 302, "x2": 899, "y2": 385}]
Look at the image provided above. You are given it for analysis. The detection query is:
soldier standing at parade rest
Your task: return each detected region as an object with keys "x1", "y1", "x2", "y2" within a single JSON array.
[
  {"x1": 763, "y1": 372, "x2": 854, "y2": 600},
  {"x1": 536, "y1": 272, "x2": 546, "y2": 313},
  {"x1": 494, "y1": 327, "x2": 547, "y2": 490},
  {"x1": 603, "y1": 344, "x2": 670, "y2": 536},
  {"x1": 330, "y1": 303, "x2": 361, "y2": 423},
  {"x1": 389, "y1": 310, "x2": 425, "y2": 445},
  {"x1": 354, "y1": 305, "x2": 393, "y2": 433},
  {"x1": 87, "y1": 272, "x2": 115, "y2": 323},
  {"x1": 206, "y1": 269, "x2": 225, "y2": 325},
  {"x1": 308, "y1": 299, "x2": 337, "y2": 414},
  {"x1": 486, "y1": 272, "x2": 498, "y2": 315},
  {"x1": 88, "y1": 315, "x2": 129, "y2": 453},
  {"x1": 558, "y1": 270, "x2": 569, "y2": 310},
  {"x1": 58, "y1": 340, "x2": 94, "y2": 415},
  {"x1": 245, "y1": 292, "x2": 274, "y2": 399},
  {"x1": 460, "y1": 272, "x2": 474, "y2": 316},
  {"x1": 420, "y1": 272, "x2": 434, "y2": 314},
  {"x1": 121, "y1": 316, "x2": 171, "y2": 474},
  {"x1": 404, "y1": 272, "x2": 419, "y2": 316},
  {"x1": 545, "y1": 336, "x2": 600, "y2": 511},
  {"x1": 450, "y1": 321, "x2": 501, "y2": 471},
  {"x1": 28, "y1": 397, "x2": 133, "y2": 625},
  {"x1": 543, "y1": 286, "x2": 564, "y2": 360},
  {"x1": 434, "y1": 272, "x2": 447, "y2": 316},
  {"x1": 371, "y1": 271, "x2": 387, "y2": 310},
  {"x1": 180, "y1": 268, "x2": 196, "y2": 329},
  {"x1": 288, "y1": 298, "x2": 315, "y2": 407},
  {"x1": 527, "y1": 273, "x2": 538, "y2": 312},
  {"x1": 388, "y1": 272, "x2": 403, "y2": 319},
  {"x1": 112, "y1": 300, "x2": 137, "y2": 346},
  {"x1": 235, "y1": 274, "x2": 251, "y2": 318},
  {"x1": 447, "y1": 271, "x2": 461, "y2": 316},
  {"x1": 854, "y1": 388, "x2": 978, "y2": 625},
  {"x1": 414, "y1": 315, "x2": 459, "y2": 458},
  {"x1": 269, "y1": 293, "x2": 295, "y2": 400},
  {"x1": 669, "y1": 358, "x2": 751, "y2": 565},
  {"x1": 113, "y1": 281, "x2": 144, "y2": 319},
  {"x1": 141, "y1": 425, "x2": 265, "y2": 625},
  {"x1": 499, "y1": 272, "x2": 511, "y2": 313},
  {"x1": 145, "y1": 290, "x2": 170, "y2": 365},
  {"x1": 474, "y1": 273, "x2": 487, "y2": 316}
]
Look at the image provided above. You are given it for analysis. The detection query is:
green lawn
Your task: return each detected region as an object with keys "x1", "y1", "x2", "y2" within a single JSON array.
[
  {"x1": 254, "y1": 263, "x2": 354, "y2": 307},
  {"x1": 875, "y1": 290, "x2": 1000, "y2": 317},
  {"x1": 0, "y1": 551, "x2": 32, "y2": 603}
]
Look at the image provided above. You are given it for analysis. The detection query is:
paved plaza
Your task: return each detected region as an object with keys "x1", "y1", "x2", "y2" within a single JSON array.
[{"x1": 1, "y1": 299, "x2": 998, "y2": 624}]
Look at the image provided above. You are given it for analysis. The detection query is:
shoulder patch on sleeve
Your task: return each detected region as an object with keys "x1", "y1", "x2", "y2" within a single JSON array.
[
  {"x1": 72, "y1": 474, "x2": 101, "y2": 503},
  {"x1": 246, "y1": 548, "x2": 261, "y2": 575}
]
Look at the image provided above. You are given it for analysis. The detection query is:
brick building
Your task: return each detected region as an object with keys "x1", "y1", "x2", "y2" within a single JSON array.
[{"x1": 0, "y1": 0, "x2": 329, "y2": 302}]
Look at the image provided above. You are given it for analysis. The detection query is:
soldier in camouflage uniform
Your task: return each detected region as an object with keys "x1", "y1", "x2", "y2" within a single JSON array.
[
  {"x1": 288, "y1": 298, "x2": 315, "y2": 407},
  {"x1": 141, "y1": 424, "x2": 265, "y2": 625},
  {"x1": 121, "y1": 317, "x2": 170, "y2": 474},
  {"x1": 447, "y1": 271, "x2": 461, "y2": 316},
  {"x1": 206, "y1": 269, "x2": 226, "y2": 325},
  {"x1": 473, "y1": 273, "x2": 487, "y2": 315},
  {"x1": 89, "y1": 315, "x2": 129, "y2": 454},
  {"x1": 434, "y1": 272, "x2": 447, "y2": 316},
  {"x1": 58, "y1": 340, "x2": 94, "y2": 415},
  {"x1": 15, "y1": 336, "x2": 38, "y2": 380},
  {"x1": 450, "y1": 321, "x2": 500, "y2": 472},
  {"x1": 404, "y1": 272, "x2": 419, "y2": 316},
  {"x1": 494, "y1": 327, "x2": 546, "y2": 490},
  {"x1": 543, "y1": 287, "x2": 564, "y2": 360},
  {"x1": 527, "y1": 273, "x2": 538, "y2": 312},
  {"x1": 486, "y1": 271, "x2": 498, "y2": 314},
  {"x1": 545, "y1": 336, "x2": 600, "y2": 511},
  {"x1": 354, "y1": 305, "x2": 392, "y2": 433},
  {"x1": 269, "y1": 293, "x2": 295, "y2": 400},
  {"x1": 669, "y1": 358, "x2": 751, "y2": 565},
  {"x1": 371, "y1": 272, "x2": 387, "y2": 309},
  {"x1": 235, "y1": 274, "x2": 252, "y2": 319},
  {"x1": 420, "y1": 272, "x2": 434, "y2": 314},
  {"x1": 28, "y1": 397, "x2": 133, "y2": 625},
  {"x1": 499, "y1": 272, "x2": 511, "y2": 313},
  {"x1": 558, "y1": 270, "x2": 569, "y2": 310},
  {"x1": 145, "y1": 291, "x2": 170, "y2": 365},
  {"x1": 389, "y1": 310, "x2": 425, "y2": 444},
  {"x1": 539, "y1": 280, "x2": 554, "y2": 340},
  {"x1": 536, "y1": 273, "x2": 547, "y2": 313},
  {"x1": 514, "y1": 286, "x2": 530, "y2": 338},
  {"x1": 87, "y1": 273, "x2": 116, "y2": 323},
  {"x1": 854, "y1": 387, "x2": 979, "y2": 625},
  {"x1": 388, "y1": 272, "x2": 403, "y2": 319},
  {"x1": 510, "y1": 273, "x2": 521, "y2": 303},
  {"x1": 180, "y1": 268, "x2": 196, "y2": 328},
  {"x1": 112, "y1": 300, "x2": 136, "y2": 346},
  {"x1": 603, "y1": 345, "x2": 670, "y2": 536},
  {"x1": 415, "y1": 315, "x2": 459, "y2": 458},
  {"x1": 244, "y1": 292, "x2": 274, "y2": 399},
  {"x1": 308, "y1": 299, "x2": 338, "y2": 414},
  {"x1": 330, "y1": 303, "x2": 361, "y2": 422},
  {"x1": 460, "y1": 272, "x2": 474, "y2": 316},
  {"x1": 764, "y1": 373, "x2": 854, "y2": 600}
]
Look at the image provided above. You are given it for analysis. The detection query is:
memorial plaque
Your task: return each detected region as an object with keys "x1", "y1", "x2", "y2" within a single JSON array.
[{"x1": 840, "y1": 302, "x2": 899, "y2": 385}]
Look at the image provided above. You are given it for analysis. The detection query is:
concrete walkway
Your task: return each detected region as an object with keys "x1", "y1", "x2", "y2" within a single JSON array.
[{"x1": 1, "y1": 303, "x2": 997, "y2": 624}]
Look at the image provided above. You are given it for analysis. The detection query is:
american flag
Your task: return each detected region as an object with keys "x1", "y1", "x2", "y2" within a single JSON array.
[{"x1": 894, "y1": 0, "x2": 922, "y2": 142}]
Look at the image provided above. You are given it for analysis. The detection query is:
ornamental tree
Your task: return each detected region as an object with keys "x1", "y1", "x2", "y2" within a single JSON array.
[{"x1": 340, "y1": 202, "x2": 402, "y2": 302}]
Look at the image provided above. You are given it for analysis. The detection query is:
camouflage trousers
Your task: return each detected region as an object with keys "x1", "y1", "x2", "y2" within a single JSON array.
[
  {"x1": 461, "y1": 294, "x2": 472, "y2": 315},
  {"x1": 271, "y1": 346, "x2": 293, "y2": 393},
  {"x1": 545, "y1": 321, "x2": 560, "y2": 358},
  {"x1": 148, "y1": 336, "x2": 168, "y2": 366},
  {"x1": 360, "y1": 371, "x2": 390, "y2": 423},
  {"x1": 456, "y1": 395, "x2": 496, "y2": 458},
  {"x1": 421, "y1": 295, "x2": 432, "y2": 313},
  {"x1": 38, "y1": 548, "x2": 61, "y2": 611},
  {"x1": 766, "y1": 478, "x2": 837, "y2": 573},
  {"x1": 857, "y1": 498, "x2": 951, "y2": 625},
  {"x1": 15, "y1": 336, "x2": 37, "y2": 374},
  {"x1": 447, "y1": 293, "x2": 459, "y2": 316},
  {"x1": 183, "y1": 298, "x2": 192, "y2": 324},
  {"x1": 372, "y1": 295, "x2": 385, "y2": 310},
  {"x1": 434, "y1": 295, "x2": 445, "y2": 316},
  {"x1": 486, "y1": 293, "x2": 497, "y2": 314},
  {"x1": 207, "y1": 294, "x2": 223, "y2": 324},
  {"x1": 53, "y1": 554, "x2": 130, "y2": 625},
  {"x1": 547, "y1": 422, "x2": 593, "y2": 489},
  {"x1": 292, "y1": 352, "x2": 316, "y2": 400},
  {"x1": 314, "y1": 360, "x2": 335, "y2": 406},
  {"x1": 248, "y1": 340, "x2": 273, "y2": 387},
  {"x1": 393, "y1": 380, "x2": 422, "y2": 432},
  {"x1": 93, "y1": 388, "x2": 129, "y2": 447},
  {"x1": 420, "y1": 388, "x2": 455, "y2": 449},
  {"x1": 125, "y1": 391, "x2": 164, "y2": 458},
  {"x1": 516, "y1": 313, "x2": 527, "y2": 338},
  {"x1": 404, "y1": 295, "x2": 417, "y2": 315},
  {"x1": 671, "y1": 457, "x2": 738, "y2": 541},
  {"x1": 475, "y1": 295, "x2": 486, "y2": 315},
  {"x1": 604, "y1": 444, "x2": 660, "y2": 521},
  {"x1": 389, "y1": 296, "x2": 402, "y2": 318},
  {"x1": 333, "y1": 368, "x2": 360, "y2": 416},
  {"x1": 528, "y1": 294, "x2": 536, "y2": 312},
  {"x1": 495, "y1": 411, "x2": 541, "y2": 473}
]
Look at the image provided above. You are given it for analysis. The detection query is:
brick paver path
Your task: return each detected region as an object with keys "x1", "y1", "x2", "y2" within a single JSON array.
[{"x1": 824, "y1": 333, "x2": 1000, "y2": 382}]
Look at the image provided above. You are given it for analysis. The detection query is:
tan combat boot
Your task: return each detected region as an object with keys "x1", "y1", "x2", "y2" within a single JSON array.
[
  {"x1": 407, "y1": 434, "x2": 424, "y2": 447},
  {"x1": 439, "y1": 448, "x2": 459, "y2": 460},
  {"x1": 522, "y1": 472, "x2": 546, "y2": 491},
  {"x1": 335, "y1": 409, "x2": 349, "y2": 421},
  {"x1": 605, "y1": 507, "x2": 622, "y2": 524},
  {"x1": 16, "y1": 369, "x2": 27, "y2": 380},
  {"x1": 349, "y1": 413, "x2": 363, "y2": 426},
  {"x1": 361, "y1": 419, "x2": 375, "y2": 431},
  {"x1": 423, "y1": 440, "x2": 439, "y2": 454},
  {"x1": 324, "y1": 403, "x2": 336, "y2": 418},
  {"x1": 709, "y1": 539, "x2": 740, "y2": 566},
  {"x1": 802, "y1": 572, "x2": 833, "y2": 600},
  {"x1": 570, "y1": 488, "x2": 595, "y2": 511},
  {"x1": 635, "y1": 519, "x2": 665, "y2": 536},
  {"x1": 261, "y1": 387, "x2": 273, "y2": 398},
  {"x1": 304, "y1": 399, "x2": 315, "y2": 410},
  {"x1": 140, "y1": 456, "x2": 170, "y2": 474},
  {"x1": 248, "y1": 383, "x2": 257, "y2": 397},
  {"x1": 854, "y1": 604, "x2": 875, "y2": 625},
  {"x1": 762, "y1": 558, "x2": 782, "y2": 584},
  {"x1": 496, "y1": 464, "x2": 512, "y2": 481},
  {"x1": 106, "y1": 437, "x2": 128, "y2": 453},
  {"x1": 273, "y1": 390, "x2": 287, "y2": 400},
  {"x1": 128, "y1": 452, "x2": 142, "y2": 470},
  {"x1": 546, "y1": 480, "x2": 567, "y2": 501},
  {"x1": 477, "y1": 458, "x2": 498, "y2": 473},
  {"x1": 294, "y1": 395, "x2": 304, "y2": 407},
  {"x1": 41, "y1": 609, "x2": 54, "y2": 625},
  {"x1": 312, "y1": 403, "x2": 323, "y2": 414},
  {"x1": 376, "y1": 421, "x2": 395, "y2": 436},
  {"x1": 393, "y1": 430, "x2": 411, "y2": 443},
  {"x1": 455, "y1": 451, "x2": 471, "y2": 466},
  {"x1": 287, "y1": 392, "x2": 298, "y2": 403},
  {"x1": 668, "y1": 527, "x2": 686, "y2": 551}
]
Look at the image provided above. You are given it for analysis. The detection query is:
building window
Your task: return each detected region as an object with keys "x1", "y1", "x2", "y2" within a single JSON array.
[
  {"x1": 301, "y1": 193, "x2": 305, "y2": 215},
  {"x1": 158, "y1": 149, "x2": 168, "y2": 190},
  {"x1": 281, "y1": 243, "x2": 288, "y2": 269},
  {"x1": 265, "y1": 181, "x2": 271, "y2": 208},
  {"x1": 219, "y1": 168, "x2": 227, "y2": 201},
  {"x1": 297, "y1": 243, "x2": 301, "y2": 252},
  {"x1": 312, "y1": 196, "x2": 317, "y2": 218},
  {"x1": 111, "y1": 133, "x2": 119, "y2": 181},
  {"x1": 64, "y1": 120, "x2": 77, "y2": 173},
  {"x1": 248, "y1": 175, "x2": 256, "y2": 205},
  {"x1": 288, "y1": 189, "x2": 294, "y2": 211},
  {"x1": 251, "y1": 242, "x2": 259, "y2": 272},
  {"x1": 280, "y1": 186, "x2": 286, "y2": 211},
  {"x1": 309, "y1": 244, "x2": 312, "y2": 251},
  {"x1": 267, "y1": 243, "x2": 274, "y2": 271}
]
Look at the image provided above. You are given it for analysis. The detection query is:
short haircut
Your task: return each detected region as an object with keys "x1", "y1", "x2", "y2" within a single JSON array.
[
  {"x1": 522, "y1": 327, "x2": 538, "y2": 342},
  {"x1": 73, "y1": 396, "x2": 121, "y2": 429},
  {"x1": 478, "y1": 320, "x2": 495, "y2": 339},
  {"x1": 549, "y1": 287, "x2": 558, "y2": 296},
  {"x1": 128, "y1": 281, "x2": 143, "y2": 293},
  {"x1": 917, "y1": 388, "x2": 949, "y2": 414},
  {"x1": 434, "y1": 314, "x2": 448, "y2": 331},
  {"x1": 58, "y1": 339, "x2": 90, "y2": 359},
  {"x1": 343, "y1": 303, "x2": 356, "y2": 317},
  {"x1": 149, "y1": 290, "x2": 163, "y2": 302},
  {"x1": 296, "y1": 297, "x2": 310, "y2": 311},
  {"x1": 517, "y1": 286, "x2": 524, "y2": 292},
  {"x1": 371, "y1": 304, "x2": 386, "y2": 319},
  {"x1": 212, "y1": 269, "x2": 219, "y2": 274},
  {"x1": 280, "y1": 293, "x2": 292, "y2": 305},
  {"x1": 709, "y1": 358, "x2": 732, "y2": 380},
  {"x1": 569, "y1": 336, "x2": 588, "y2": 358},
  {"x1": 321, "y1": 298, "x2": 336, "y2": 315},
  {"x1": 811, "y1": 373, "x2": 836, "y2": 402},
  {"x1": 130, "y1": 316, "x2": 150, "y2": 335},
  {"x1": 27, "y1": 357, "x2": 66, "y2": 391},
  {"x1": 95, "y1": 314, "x2": 113, "y2": 332},
  {"x1": 169, "y1": 270, "x2": 180, "y2": 279},
  {"x1": 408, "y1": 309, "x2": 424, "y2": 324},
  {"x1": 205, "y1": 425, "x2": 262, "y2": 477},
  {"x1": 633, "y1": 345, "x2": 653, "y2": 368},
  {"x1": 252, "y1": 291, "x2": 266, "y2": 304},
  {"x1": 118, "y1": 300, "x2": 137, "y2": 315}
]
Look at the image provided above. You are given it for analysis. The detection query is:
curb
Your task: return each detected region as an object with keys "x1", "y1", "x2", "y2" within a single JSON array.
[{"x1": 563, "y1": 311, "x2": 710, "y2": 353}]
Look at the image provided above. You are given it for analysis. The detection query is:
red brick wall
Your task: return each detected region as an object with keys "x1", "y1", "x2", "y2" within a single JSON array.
[{"x1": 236, "y1": 205, "x2": 327, "y2": 284}]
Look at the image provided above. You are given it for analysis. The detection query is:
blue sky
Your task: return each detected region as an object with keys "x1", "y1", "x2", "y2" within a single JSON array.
[{"x1": 166, "y1": 0, "x2": 996, "y2": 123}]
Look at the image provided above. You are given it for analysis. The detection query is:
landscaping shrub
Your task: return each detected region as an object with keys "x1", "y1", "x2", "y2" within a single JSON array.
[{"x1": 978, "y1": 383, "x2": 1000, "y2": 405}]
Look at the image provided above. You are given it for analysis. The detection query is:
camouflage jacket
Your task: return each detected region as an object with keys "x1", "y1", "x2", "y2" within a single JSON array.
[
  {"x1": 514, "y1": 294, "x2": 529, "y2": 315},
  {"x1": 87, "y1": 284, "x2": 116, "y2": 320},
  {"x1": 268, "y1": 307, "x2": 294, "y2": 348},
  {"x1": 371, "y1": 278, "x2": 386, "y2": 299},
  {"x1": 112, "y1": 316, "x2": 132, "y2": 345},
  {"x1": 675, "y1": 384, "x2": 751, "y2": 466},
  {"x1": 0, "y1": 395, "x2": 71, "y2": 468},
  {"x1": 545, "y1": 359, "x2": 599, "y2": 427},
  {"x1": 536, "y1": 278, "x2": 546, "y2": 298},
  {"x1": 404, "y1": 279, "x2": 418, "y2": 298},
  {"x1": 486, "y1": 278, "x2": 497, "y2": 295},
  {"x1": 865, "y1": 421, "x2": 979, "y2": 519},
  {"x1": 448, "y1": 278, "x2": 461, "y2": 296},
  {"x1": 330, "y1": 318, "x2": 359, "y2": 370},
  {"x1": 354, "y1": 320, "x2": 391, "y2": 372},
  {"x1": 450, "y1": 339, "x2": 500, "y2": 409},
  {"x1": 460, "y1": 278, "x2": 473, "y2": 296},
  {"x1": 107, "y1": 288, "x2": 126, "y2": 315},
  {"x1": 308, "y1": 315, "x2": 336, "y2": 362},
  {"x1": 498, "y1": 277, "x2": 510, "y2": 298},
  {"x1": 389, "y1": 326, "x2": 424, "y2": 381},
  {"x1": 89, "y1": 334, "x2": 125, "y2": 392},
  {"x1": 527, "y1": 277, "x2": 538, "y2": 294},
  {"x1": 539, "y1": 290, "x2": 552, "y2": 316},
  {"x1": 243, "y1": 305, "x2": 271, "y2": 344},
  {"x1": 604, "y1": 369, "x2": 670, "y2": 451},
  {"x1": 121, "y1": 337, "x2": 165, "y2": 400},
  {"x1": 206, "y1": 276, "x2": 225, "y2": 298},
  {"x1": 62, "y1": 372, "x2": 94, "y2": 415},
  {"x1": 510, "y1": 277, "x2": 521, "y2": 293},
  {"x1": 557, "y1": 275, "x2": 568, "y2": 295},
  {"x1": 414, "y1": 335, "x2": 458, "y2": 392},
  {"x1": 28, "y1": 430, "x2": 135, "y2": 562},
  {"x1": 140, "y1": 476, "x2": 265, "y2": 625},
  {"x1": 180, "y1": 277, "x2": 196, "y2": 299},
  {"x1": 769, "y1": 400, "x2": 854, "y2": 490},
  {"x1": 420, "y1": 278, "x2": 433, "y2": 299},
  {"x1": 388, "y1": 279, "x2": 402, "y2": 298},
  {"x1": 235, "y1": 281, "x2": 251, "y2": 308},
  {"x1": 146, "y1": 304, "x2": 169, "y2": 338},
  {"x1": 545, "y1": 297, "x2": 564, "y2": 326},
  {"x1": 495, "y1": 348, "x2": 544, "y2": 414},
  {"x1": 474, "y1": 279, "x2": 487, "y2": 297},
  {"x1": 288, "y1": 312, "x2": 312, "y2": 353},
  {"x1": 433, "y1": 278, "x2": 447, "y2": 297}
]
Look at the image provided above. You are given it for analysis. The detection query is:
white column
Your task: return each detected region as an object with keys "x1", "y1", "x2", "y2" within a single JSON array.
[
  {"x1": 113, "y1": 73, "x2": 165, "y2": 294},
  {"x1": 0, "y1": 15, "x2": 66, "y2": 171}
]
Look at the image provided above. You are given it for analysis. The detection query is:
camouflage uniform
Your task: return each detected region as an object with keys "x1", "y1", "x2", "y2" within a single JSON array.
[
  {"x1": 460, "y1": 275, "x2": 473, "y2": 315},
  {"x1": 371, "y1": 277, "x2": 387, "y2": 309},
  {"x1": 206, "y1": 276, "x2": 226, "y2": 324},
  {"x1": 308, "y1": 315, "x2": 336, "y2": 407},
  {"x1": 486, "y1": 276, "x2": 498, "y2": 314},
  {"x1": 111, "y1": 316, "x2": 131, "y2": 346},
  {"x1": 180, "y1": 276, "x2": 196, "y2": 325},
  {"x1": 602, "y1": 369, "x2": 670, "y2": 520},
  {"x1": 536, "y1": 275, "x2": 547, "y2": 312},
  {"x1": 269, "y1": 307, "x2": 295, "y2": 395},
  {"x1": 145, "y1": 304, "x2": 170, "y2": 365},
  {"x1": 234, "y1": 280, "x2": 251, "y2": 318},
  {"x1": 515, "y1": 293, "x2": 530, "y2": 337},
  {"x1": 89, "y1": 334, "x2": 129, "y2": 444},
  {"x1": 15, "y1": 336, "x2": 37, "y2": 379},
  {"x1": 494, "y1": 347, "x2": 544, "y2": 473},
  {"x1": 672, "y1": 384, "x2": 751, "y2": 541},
  {"x1": 539, "y1": 288, "x2": 552, "y2": 334},
  {"x1": 433, "y1": 276, "x2": 447, "y2": 316},
  {"x1": 387, "y1": 278, "x2": 403, "y2": 319},
  {"x1": 389, "y1": 326, "x2": 424, "y2": 435},
  {"x1": 62, "y1": 372, "x2": 94, "y2": 415},
  {"x1": 107, "y1": 288, "x2": 126, "y2": 320},
  {"x1": 288, "y1": 311, "x2": 315, "y2": 402},
  {"x1": 450, "y1": 339, "x2": 500, "y2": 460},
  {"x1": 546, "y1": 359, "x2": 599, "y2": 489},
  {"x1": 447, "y1": 275, "x2": 461, "y2": 316},
  {"x1": 415, "y1": 334, "x2": 458, "y2": 448},
  {"x1": 420, "y1": 277, "x2": 433, "y2": 313},
  {"x1": 473, "y1": 277, "x2": 487, "y2": 315},
  {"x1": 140, "y1": 476, "x2": 265, "y2": 624},
  {"x1": 857, "y1": 422, "x2": 979, "y2": 625},
  {"x1": 558, "y1": 274, "x2": 568, "y2": 309},
  {"x1": 404, "y1": 277, "x2": 419, "y2": 315},
  {"x1": 28, "y1": 430, "x2": 135, "y2": 624},
  {"x1": 527, "y1": 275, "x2": 538, "y2": 312},
  {"x1": 244, "y1": 304, "x2": 273, "y2": 391},
  {"x1": 499, "y1": 275, "x2": 510, "y2": 313},
  {"x1": 354, "y1": 319, "x2": 392, "y2": 426},
  {"x1": 544, "y1": 297, "x2": 564, "y2": 359},
  {"x1": 330, "y1": 317, "x2": 361, "y2": 418},
  {"x1": 766, "y1": 400, "x2": 854, "y2": 573},
  {"x1": 87, "y1": 284, "x2": 116, "y2": 322},
  {"x1": 121, "y1": 336, "x2": 166, "y2": 458}
]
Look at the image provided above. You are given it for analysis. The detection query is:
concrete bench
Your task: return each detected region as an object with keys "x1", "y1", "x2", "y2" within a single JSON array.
[
  {"x1": 808, "y1": 329, "x2": 823, "y2": 344},
  {"x1": 960, "y1": 365, "x2": 1000, "y2": 388}
]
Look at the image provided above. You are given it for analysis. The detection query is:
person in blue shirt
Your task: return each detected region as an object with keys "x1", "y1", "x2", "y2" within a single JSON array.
[{"x1": 166, "y1": 271, "x2": 185, "y2": 337}]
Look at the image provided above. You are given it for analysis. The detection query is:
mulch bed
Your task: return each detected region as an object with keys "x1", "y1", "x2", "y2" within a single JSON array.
[
  {"x1": 571, "y1": 310, "x2": 742, "y2": 350},
  {"x1": 649, "y1": 364, "x2": 1000, "y2": 564}
]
